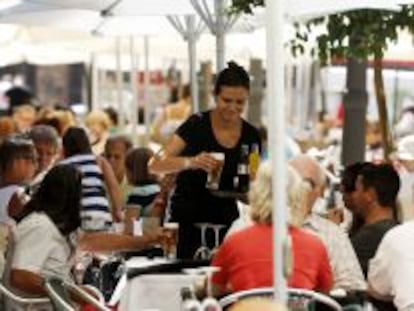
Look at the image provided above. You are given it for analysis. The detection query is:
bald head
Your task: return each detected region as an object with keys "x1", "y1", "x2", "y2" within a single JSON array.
[
  {"x1": 289, "y1": 155, "x2": 326, "y2": 212},
  {"x1": 289, "y1": 154, "x2": 326, "y2": 188}
]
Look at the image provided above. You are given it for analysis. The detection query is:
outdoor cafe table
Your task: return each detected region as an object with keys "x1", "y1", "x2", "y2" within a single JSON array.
[{"x1": 113, "y1": 257, "x2": 209, "y2": 311}]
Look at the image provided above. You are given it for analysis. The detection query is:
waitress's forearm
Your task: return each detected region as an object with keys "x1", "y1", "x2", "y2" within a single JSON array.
[{"x1": 148, "y1": 156, "x2": 191, "y2": 175}]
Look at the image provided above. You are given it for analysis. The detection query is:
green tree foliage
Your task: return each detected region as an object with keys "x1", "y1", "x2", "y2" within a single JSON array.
[{"x1": 231, "y1": 0, "x2": 414, "y2": 160}]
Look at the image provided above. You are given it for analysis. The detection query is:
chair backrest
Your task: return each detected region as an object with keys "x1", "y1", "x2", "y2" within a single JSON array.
[
  {"x1": 45, "y1": 277, "x2": 109, "y2": 311},
  {"x1": 44, "y1": 278, "x2": 75, "y2": 311},
  {"x1": 219, "y1": 287, "x2": 343, "y2": 311},
  {"x1": 0, "y1": 229, "x2": 52, "y2": 311},
  {"x1": 0, "y1": 281, "x2": 51, "y2": 311},
  {"x1": 62, "y1": 281, "x2": 109, "y2": 311}
]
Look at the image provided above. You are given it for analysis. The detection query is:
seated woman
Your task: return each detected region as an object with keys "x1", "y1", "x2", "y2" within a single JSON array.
[
  {"x1": 8, "y1": 164, "x2": 167, "y2": 299},
  {"x1": 211, "y1": 162, "x2": 333, "y2": 296},
  {"x1": 124, "y1": 147, "x2": 161, "y2": 235},
  {"x1": 61, "y1": 127, "x2": 123, "y2": 231}
]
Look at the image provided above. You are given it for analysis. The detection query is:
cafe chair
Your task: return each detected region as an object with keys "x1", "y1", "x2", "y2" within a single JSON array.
[
  {"x1": 0, "y1": 281, "x2": 51, "y2": 311},
  {"x1": 219, "y1": 287, "x2": 343, "y2": 311},
  {"x1": 44, "y1": 277, "x2": 110, "y2": 311},
  {"x1": 44, "y1": 278, "x2": 74, "y2": 311}
]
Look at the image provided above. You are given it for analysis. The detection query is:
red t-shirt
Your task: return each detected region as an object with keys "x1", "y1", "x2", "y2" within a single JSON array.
[{"x1": 211, "y1": 224, "x2": 333, "y2": 293}]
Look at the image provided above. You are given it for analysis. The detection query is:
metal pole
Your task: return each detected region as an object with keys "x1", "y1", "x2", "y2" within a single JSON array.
[
  {"x1": 187, "y1": 15, "x2": 199, "y2": 113},
  {"x1": 144, "y1": 35, "x2": 150, "y2": 146},
  {"x1": 115, "y1": 37, "x2": 125, "y2": 130},
  {"x1": 215, "y1": 0, "x2": 225, "y2": 72},
  {"x1": 265, "y1": 0, "x2": 287, "y2": 304},
  {"x1": 130, "y1": 36, "x2": 138, "y2": 143},
  {"x1": 91, "y1": 53, "x2": 99, "y2": 111}
]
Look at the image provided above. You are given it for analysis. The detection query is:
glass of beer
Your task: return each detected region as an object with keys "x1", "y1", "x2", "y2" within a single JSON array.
[
  {"x1": 206, "y1": 152, "x2": 225, "y2": 190},
  {"x1": 163, "y1": 222, "x2": 179, "y2": 259}
]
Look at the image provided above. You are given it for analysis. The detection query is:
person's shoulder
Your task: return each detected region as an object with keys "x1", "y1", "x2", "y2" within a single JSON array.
[
  {"x1": 383, "y1": 221, "x2": 414, "y2": 242},
  {"x1": 242, "y1": 120, "x2": 260, "y2": 134},
  {"x1": 225, "y1": 224, "x2": 268, "y2": 244},
  {"x1": 17, "y1": 212, "x2": 54, "y2": 235},
  {"x1": 178, "y1": 111, "x2": 208, "y2": 130},
  {"x1": 292, "y1": 227, "x2": 325, "y2": 247}
]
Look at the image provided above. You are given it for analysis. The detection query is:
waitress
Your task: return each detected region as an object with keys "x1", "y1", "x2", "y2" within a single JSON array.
[{"x1": 149, "y1": 62, "x2": 261, "y2": 259}]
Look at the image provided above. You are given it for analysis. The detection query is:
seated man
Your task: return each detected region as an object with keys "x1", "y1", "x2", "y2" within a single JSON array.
[
  {"x1": 289, "y1": 155, "x2": 366, "y2": 292},
  {"x1": 350, "y1": 163, "x2": 399, "y2": 277},
  {"x1": 368, "y1": 221, "x2": 414, "y2": 311},
  {"x1": 211, "y1": 162, "x2": 333, "y2": 296}
]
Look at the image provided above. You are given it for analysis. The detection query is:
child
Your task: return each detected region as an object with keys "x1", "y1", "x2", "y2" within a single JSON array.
[{"x1": 124, "y1": 148, "x2": 161, "y2": 235}]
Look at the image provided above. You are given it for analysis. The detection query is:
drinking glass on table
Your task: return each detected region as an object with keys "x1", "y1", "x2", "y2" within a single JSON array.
[{"x1": 162, "y1": 222, "x2": 179, "y2": 259}]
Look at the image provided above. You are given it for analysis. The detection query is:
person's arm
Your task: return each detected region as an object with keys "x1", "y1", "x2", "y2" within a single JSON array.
[
  {"x1": 150, "y1": 109, "x2": 168, "y2": 145},
  {"x1": 316, "y1": 243, "x2": 334, "y2": 294},
  {"x1": 124, "y1": 207, "x2": 139, "y2": 235},
  {"x1": 367, "y1": 285, "x2": 394, "y2": 301},
  {"x1": 97, "y1": 156, "x2": 123, "y2": 222},
  {"x1": 10, "y1": 269, "x2": 46, "y2": 296},
  {"x1": 8, "y1": 191, "x2": 27, "y2": 219},
  {"x1": 148, "y1": 134, "x2": 219, "y2": 175},
  {"x1": 78, "y1": 231, "x2": 163, "y2": 253}
]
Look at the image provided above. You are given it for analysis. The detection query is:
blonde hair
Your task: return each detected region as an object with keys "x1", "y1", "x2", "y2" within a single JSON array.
[
  {"x1": 249, "y1": 161, "x2": 310, "y2": 227},
  {"x1": 85, "y1": 110, "x2": 111, "y2": 131}
]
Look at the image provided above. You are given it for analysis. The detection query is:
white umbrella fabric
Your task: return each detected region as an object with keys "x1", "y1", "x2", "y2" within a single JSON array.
[{"x1": 25, "y1": 0, "x2": 195, "y2": 16}]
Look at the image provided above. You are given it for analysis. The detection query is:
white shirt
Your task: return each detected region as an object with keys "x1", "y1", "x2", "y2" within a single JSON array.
[
  {"x1": 12, "y1": 212, "x2": 74, "y2": 284},
  {"x1": 395, "y1": 112, "x2": 414, "y2": 139},
  {"x1": 398, "y1": 168, "x2": 414, "y2": 221},
  {"x1": 0, "y1": 185, "x2": 22, "y2": 224},
  {"x1": 303, "y1": 214, "x2": 366, "y2": 291},
  {"x1": 369, "y1": 222, "x2": 414, "y2": 310}
]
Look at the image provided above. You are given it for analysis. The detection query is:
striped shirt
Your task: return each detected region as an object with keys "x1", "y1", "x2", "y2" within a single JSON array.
[{"x1": 60, "y1": 154, "x2": 112, "y2": 232}]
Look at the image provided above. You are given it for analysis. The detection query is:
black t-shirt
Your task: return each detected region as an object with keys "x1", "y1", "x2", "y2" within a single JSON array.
[
  {"x1": 171, "y1": 111, "x2": 261, "y2": 225},
  {"x1": 351, "y1": 219, "x2": 397, "y2": 277}
]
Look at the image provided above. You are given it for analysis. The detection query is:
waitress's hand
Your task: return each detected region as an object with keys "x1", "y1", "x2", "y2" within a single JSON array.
[{"x1": 190, "y1": 152, "x2": 222, "y2": 173}]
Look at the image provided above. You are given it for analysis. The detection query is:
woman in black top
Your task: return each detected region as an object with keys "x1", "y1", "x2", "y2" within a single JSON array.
[{"x1": 149, "y1": 62, "x2": 261, "y2": 258}]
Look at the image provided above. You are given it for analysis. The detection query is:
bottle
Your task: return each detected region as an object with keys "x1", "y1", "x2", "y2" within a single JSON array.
[
  {"x1": 181, "y1": 287, "x2": 201, "y2": 311},
  {"x1": 248, "y1": 143, "x2": 260, "y2": 180},
  {"x1": 236, "y1": 144, "x2": 250, "y2": 193}
]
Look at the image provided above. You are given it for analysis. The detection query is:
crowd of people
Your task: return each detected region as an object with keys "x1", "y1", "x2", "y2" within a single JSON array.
[{"x1": 0, "y1": 60, "x2": 413, "y2": 311}]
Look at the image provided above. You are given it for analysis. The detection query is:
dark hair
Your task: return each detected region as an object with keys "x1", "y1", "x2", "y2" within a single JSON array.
[
  {"x1": 214, "y1": 61, "x2": 250, "y2": 96},
  {"x1": 28, "y1": 125, "x2": 60, "y2": 149},
  {"x1": 103, "y1": 107, "x2": 118, "y2": 126},
  {"x1": 341, "y1": 162, "x2": 373, "y2": 193},
  {"x1": 105, "y1": 134, "x2": 133, "y2": 153},
  {"x1": 181, "y1": 84, "x2": 191, "y2": 99},
  {"x1": 359, "y1": 163, "x2": 400, "y2": 208},
  {"x1": 125, "y1": 147, "x2": 156, "y2": 185},
  {"x1": 62, "y1": 127, "x2": 92, "y2": 157},
  {"x1": 23, "y1": 164, "x2": 82, "y2": 236},
  {"x1": 34, "y1": 117, "x2": 63, "y2": 136},
  {"x1": 169, "y1": 86, "x2": 180, "y2": 103},
  {"x1": 0, "y1": 136, "x2": 36, "y2": 173}
]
